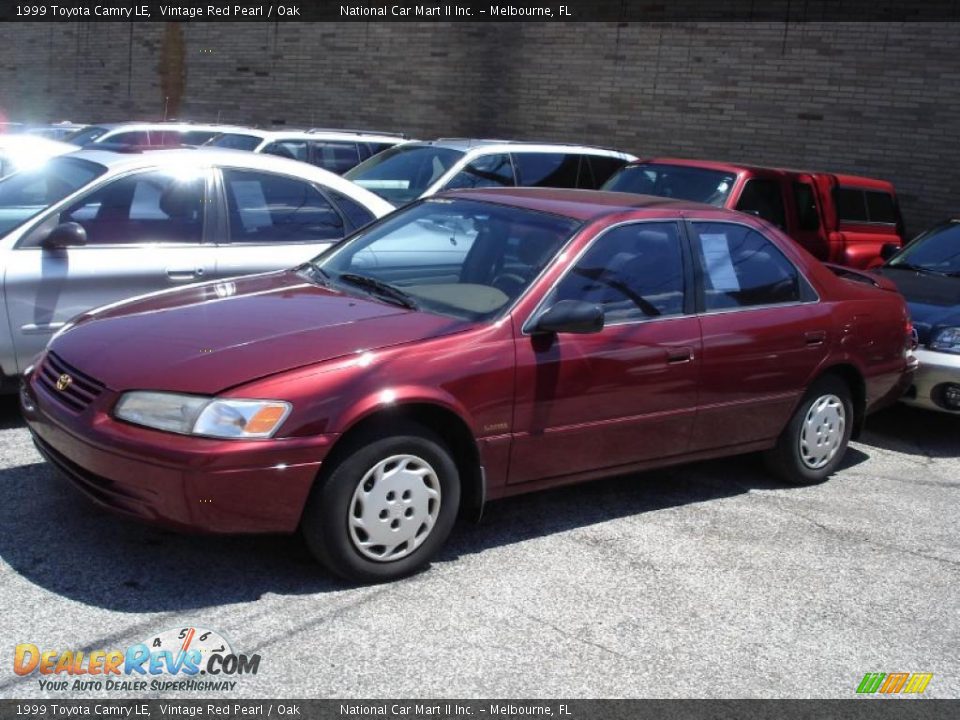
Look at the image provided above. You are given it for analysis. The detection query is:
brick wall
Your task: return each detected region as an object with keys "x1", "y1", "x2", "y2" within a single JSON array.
[{"x1": 1, "y1": 21, "x2": 958, "y2": 232}]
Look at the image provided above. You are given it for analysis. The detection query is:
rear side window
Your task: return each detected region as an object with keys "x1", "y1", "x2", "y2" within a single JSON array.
[
  {"x1": 329, "y1": 189, "x2": 376, "y2": 230},
  {"x1": 736, "y1": 179, "x2": 786, "y2": 230},
  {"x1": 104, "y1": 131, "x2": 149, "y2": 147},
  {"x1": 262, "y1": 140, "x2": 308, "y2": 162},
  {"x1": 310, "y1": 141, "x2": 362, "y2": 174},
  {"x1": 222, "y1": 169, "x2": 345, "y2": 243},
  {"x1": 207, "y1": 133, "x2": 262, "y2": 151},
  {"x1": 444, "y1": 153, "x2": 515, "y2": 190},
  {"x1": 511, "y1": 152, "x2": 580, "y2": 188},
  {"x1": 692, "y1": 222, "x2": 807, "y2": 310},
  {"x1": 586, "y1": 155, "x2": 628, "y2": 187}
]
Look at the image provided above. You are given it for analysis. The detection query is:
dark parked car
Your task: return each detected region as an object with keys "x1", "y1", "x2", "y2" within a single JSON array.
[
  {"x1": 22, "y1": 189, "x2": 914, "y2": 582},
  {"x1": 603, "y1": 158, "x2": 905, "y2": 269},
  {"x1": 874, "y1": 219, "x2": 960, "y2": 413}
]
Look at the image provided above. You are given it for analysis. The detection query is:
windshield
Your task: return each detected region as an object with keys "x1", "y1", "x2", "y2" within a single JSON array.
[
  {"x1": 344, "y1": 145, "x2": 465, "y2": 205},
  {"x1": 0, "y1": 157, "x2": 107, "y2": 236},
  {"x1": 204, "y1": 133, "x2": 263, "y2": 151},
  {"x1": 63, "y1": 126, "x2": 109, "y2": 147},
  {"x1": 889, "y1": 222, "x2": 960, "y2": 275},
  {"x1": 309, "y1": 198, "x2": 581, "y2": 321},
  {"x1": 603, "y1": 163, "x2": 736, "y2": 207}
]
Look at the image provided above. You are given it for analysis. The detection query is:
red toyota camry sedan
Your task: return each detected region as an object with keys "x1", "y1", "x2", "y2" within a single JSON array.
[{"x1": 21, "y1": 189, "x2": 914, "y2": 582}]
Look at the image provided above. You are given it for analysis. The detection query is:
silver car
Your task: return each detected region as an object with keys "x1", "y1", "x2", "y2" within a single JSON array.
[{"x1": 0, "y1": 147, "x2": 393, "y2": 389}]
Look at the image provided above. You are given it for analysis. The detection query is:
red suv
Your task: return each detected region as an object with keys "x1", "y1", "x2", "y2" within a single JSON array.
[
  {"x1": 22, "y1": 189, "x2": 914, "y2": 582},
  {"x1": 604, "y1": 158, "x2": 905, "y2": 269}
]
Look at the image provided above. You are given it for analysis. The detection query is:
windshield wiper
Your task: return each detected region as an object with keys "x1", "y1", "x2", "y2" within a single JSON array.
[
  {"x1": 297, "y1": 261, "x2": 332, "y2": 286},
  {"x1": 888, "y1": 262, "x2": 948, "y2": 276},
  {"x1": 337, "y1": 273, "x2": 419, "y2": 310}
]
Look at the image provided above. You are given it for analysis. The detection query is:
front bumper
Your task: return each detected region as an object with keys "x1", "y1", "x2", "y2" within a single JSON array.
[
  {"x1": 21, "y1": 371, "x2": 336, "y2": 534},
  {"x1": 901, "y1": 348, "x2": 960, "y2": 414}
]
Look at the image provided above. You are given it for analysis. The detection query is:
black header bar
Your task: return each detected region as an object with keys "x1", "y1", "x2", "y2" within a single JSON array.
[{"x1": 3, "y1": 0, "x2": 960, "y2": 22}]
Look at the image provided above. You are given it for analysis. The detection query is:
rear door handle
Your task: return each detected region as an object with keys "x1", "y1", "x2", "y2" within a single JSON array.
[
  {"x1": 166, "y1": 268, "x2": 205, "y2": 281},
  {"x1": 804, "y1": 330, "x2": 827, "y2": 346},
  {"x1": 666, "y1": 347, "x2": 694, "y2": 364}
]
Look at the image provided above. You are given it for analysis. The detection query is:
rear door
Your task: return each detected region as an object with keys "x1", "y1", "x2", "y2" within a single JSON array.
[
  {"x1": 686, "y1": 220, "x2": 832, "y2": 452},
  {"x1": 4, "y1": 167, "x2": 216, "y2": 371},
  {"x1": 210, "y1": 167, "x2": 352, "y2": 279}
]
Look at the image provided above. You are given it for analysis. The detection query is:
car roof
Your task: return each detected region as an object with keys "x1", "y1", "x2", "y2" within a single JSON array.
[
  {"x1": 90, "y1": 122, "x2": 254, "y2": 134},
  {"x1": 437, "y1": 187, "x2": 717, "y2": 221},
  {"x1": 412, "y1": 138, "x2": 635, "y2": 159},
  {"x1": 632, "y1": 157, "x2": 895, "y2": 190},
  {"x1": 223, "y1": 128, "x2": 409, "y2": 143}
]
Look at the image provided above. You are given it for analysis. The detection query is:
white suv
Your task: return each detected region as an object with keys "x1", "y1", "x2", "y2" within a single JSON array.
[
  {"x1": 64, "y1": 122, "x2": 255, "y2": 149},
  {"x1": 344, "y1": 139, "x2": 637, "y2": 206},
  {"x1": 204, "y1": 128, "x2": 408, "y2": 175}
]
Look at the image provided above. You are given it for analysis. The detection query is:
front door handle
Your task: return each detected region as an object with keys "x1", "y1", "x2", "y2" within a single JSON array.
[
  {"x1": 666, "y1": 347, "x2": 694, "y2": 364},
  {"x1": 804, "y1": 330, "x2": 827, "y2": 347},
  {"x1": 166, "y1": 268, "x2": 206, "y2": 281}
]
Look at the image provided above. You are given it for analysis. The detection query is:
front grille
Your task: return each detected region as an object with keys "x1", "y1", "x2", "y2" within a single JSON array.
[{"x1": 36, "y1": 352, "x2": 105, "y2": 412}]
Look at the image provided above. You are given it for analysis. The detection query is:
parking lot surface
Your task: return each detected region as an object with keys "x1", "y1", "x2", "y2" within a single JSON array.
[{"x1": 0, "y1": 396, "x2": 956, "y2": 699}]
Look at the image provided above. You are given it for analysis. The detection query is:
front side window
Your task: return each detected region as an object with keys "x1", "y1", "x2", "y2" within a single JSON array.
[
  {"x1": 835, "y1": 188, "x2": 868, "y2": 222},
  {"x1": 312, "y1": 198, "x2": 580, "y2": 321},
  {"x1": 59, "y1": 168, "x2": 206, "y2": 245},
  {"x1": 865, "y1": 191, "x2": 897, "y2": 224},
  {"x1": 63, "y1": 126, "x2": 109, "y2": 146},
  {"x1": 345, "y1": 145, "x2": 465, "y2": 205},
  {"x1": 0, "y1": 157, "x2": 107, "y2": 236},
  {"x1": 736, "y1": 178, "x2": 786, "y2": 229},
  {"x1": 692, "y1": 222, "x2": 806, "y2": 310},
  {"x1": 222, "y1": 169, "x2": 344, "y2": 243},
  {"x1": 603, "y1": 163, "x2": 736, "y2": 207},
  {"x1": 549, "y1": 222, "x2": 686, "y2": 322},
  {"x1": 444, "y1": 153, "x2": 515, "y2": 191}
]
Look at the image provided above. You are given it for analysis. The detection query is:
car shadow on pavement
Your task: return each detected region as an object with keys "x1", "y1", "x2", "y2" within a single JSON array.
[
  {"x1": 0, "y1": 448, "x2": 869, "y2": 612},
  {"x1": 0, "y1": 395, "x2": 24, "y2": 430},
  {"x1": 857, "y1": 404, "x2": 959, "y2": 458}
]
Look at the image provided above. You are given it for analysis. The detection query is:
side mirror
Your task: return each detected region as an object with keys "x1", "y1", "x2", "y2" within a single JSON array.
[
  {"x1": 42, "y1": 222, "x2": 87, "y2": 249},
  {"x1": 880, "y1": 242, "x2": 900, "y2": 261},
  {"x1": 531, "y1": 300, "x2": 604, "y2": 335}
]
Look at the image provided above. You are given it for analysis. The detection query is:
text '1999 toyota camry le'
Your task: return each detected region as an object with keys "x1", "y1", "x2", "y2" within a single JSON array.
[{"x1": 21, "y1": 188, "x2": 916, "y2": 582}]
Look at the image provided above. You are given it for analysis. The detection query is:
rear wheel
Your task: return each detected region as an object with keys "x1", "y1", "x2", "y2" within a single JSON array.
[
  {"x1": 765, "y1": 375, "x2": 854, "y2": 485},
  {"x1": 301, "y1": 424, "x2": 460, "y2": 583}
]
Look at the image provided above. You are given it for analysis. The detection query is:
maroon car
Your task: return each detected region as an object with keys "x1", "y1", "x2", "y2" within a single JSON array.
[{"x1": 21, "y1": 189, "x2": 914, "y2": 582}]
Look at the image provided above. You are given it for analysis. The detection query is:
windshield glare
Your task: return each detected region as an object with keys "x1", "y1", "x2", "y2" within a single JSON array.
[
  {"x1": 311, "y1": 198, "x2": 581, "y2": 321},
  {"x1": 890, "y1": 223, "x2": 960, "y2": 274},
  {"x1": 603, "y1": 163, "x2": 736, "y2": 206},
  {"x1": 344, "y1": 145, "x2": 465, "y2": 205},
  {"x1": 205, "y1": 133, "x2": 263, "y2": 151},
  {"x1": 0, "y1": 157, "x2": 107, "y2": 236}
]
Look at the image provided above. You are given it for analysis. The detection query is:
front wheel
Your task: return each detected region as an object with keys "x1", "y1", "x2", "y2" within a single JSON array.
[
  {"x1": 765, "y1": 375, "x2": 854, "y2": 485},
  {"x1": 301, "y1": 424, "x2": 460, "y2": 583}
]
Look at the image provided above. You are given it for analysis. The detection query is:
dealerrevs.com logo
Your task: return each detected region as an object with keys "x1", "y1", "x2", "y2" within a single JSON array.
[
  {"x1": 14, "y1": 627, "x2": 261, "y2": 693},
  {"x1": 857, "y1": 672, "x2": 934, "y2": 695}
]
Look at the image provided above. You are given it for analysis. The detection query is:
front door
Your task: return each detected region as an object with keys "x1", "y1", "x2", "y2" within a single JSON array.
[
  {"x1": 509, "y1": 220, "x2": 701, "y2": 485},
  {"x1": 4, "y1": 167, "x2": 215, "y2": 371}
]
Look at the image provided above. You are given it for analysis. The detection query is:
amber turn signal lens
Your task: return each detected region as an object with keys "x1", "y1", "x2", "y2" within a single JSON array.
[{"x1": 244, "y1": 404, "x2": 289, "y2": 435}]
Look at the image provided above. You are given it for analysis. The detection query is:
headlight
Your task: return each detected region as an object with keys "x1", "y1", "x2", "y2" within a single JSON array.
[
  {"x1": 929, "y1": 327, "x2": 960, "y2": 354},
  {"x1": 114, "y1": 392, "x2": 291, "y2": 439}
]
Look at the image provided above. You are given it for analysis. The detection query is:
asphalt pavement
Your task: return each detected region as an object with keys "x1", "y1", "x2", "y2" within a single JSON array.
[{"x1": 0, "y1": 395, "x2": 956, "y2": 699}]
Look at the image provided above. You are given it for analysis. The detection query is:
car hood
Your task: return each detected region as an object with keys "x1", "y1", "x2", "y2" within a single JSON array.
[
  {"x1": 49, "y1": 271, "x2": 472, "y2": 394},
  {"x1": 874, "y1": 267, "x2": 960, "y2": 344}
]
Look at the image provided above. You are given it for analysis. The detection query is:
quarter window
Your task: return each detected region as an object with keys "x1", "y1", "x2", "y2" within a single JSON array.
[
  {"x1": 444, "y1": 153, "x2": 515, "y2": 190},
  {"x1": 692, "y1": 222, "x2": 806, "y2": 310},
  {"x1": 221, "y1": 169, "x2": 345, "y2": 243},
  {"x1": 550, "y1": 222, "x2": 685, "y2": 322},
  {"x1": 736, "y1": 179, "x2": 786, "y2": 229},
  {"x1": 60, "y1": 169, "x2": 205, "y2": 245}
]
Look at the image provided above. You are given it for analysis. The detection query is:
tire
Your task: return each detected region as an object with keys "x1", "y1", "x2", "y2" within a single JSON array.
[
  {"x1": 765, "y1": 375, "x2": 854, "y2": 486},
  {"x1": 301, "y1": 423, "x2": 461, "y2": 583}
]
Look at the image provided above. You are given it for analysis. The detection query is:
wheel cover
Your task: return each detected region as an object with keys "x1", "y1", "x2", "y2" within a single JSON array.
[
  {"x1": 798, "y1": 394, "x2": 846, "y2": 470},
  {"x1": 348, "y1": 453, "x2": 442, "y2": 562}
]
